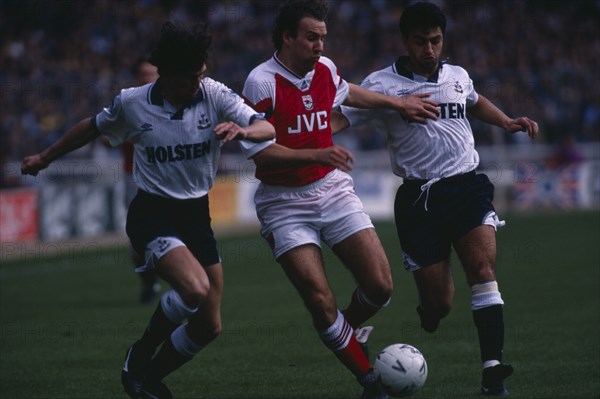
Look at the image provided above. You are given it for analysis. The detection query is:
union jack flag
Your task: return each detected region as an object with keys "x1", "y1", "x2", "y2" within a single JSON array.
[{"x1": 513, "y1": 162, "x2": 582, "y2": 210}]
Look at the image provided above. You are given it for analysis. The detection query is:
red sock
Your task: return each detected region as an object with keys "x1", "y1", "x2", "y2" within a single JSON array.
[
  {"x1": 334, "y1": 333, "x2": 371, "y2": 376},
  {"x1": 319, "y1": 310, "x2": 371, "y2": 377}
]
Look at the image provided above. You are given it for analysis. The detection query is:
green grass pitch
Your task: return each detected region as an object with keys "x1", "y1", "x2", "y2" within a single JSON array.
[{"x1": 1, "y1": 211, "x2": 598, "y2": 398}]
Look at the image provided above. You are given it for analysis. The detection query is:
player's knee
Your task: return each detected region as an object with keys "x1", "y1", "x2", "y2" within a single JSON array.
[
  {"x1": 181, "y1": 279, "x2": 211, "y2": 308},
  {"x1": 468, "y1": 261, "x2": 496, "y2": 285},
  {"x1": 436, "y1": 301, "x2": 452, "y2": 318},
  {"x1": 358, "y1": 282, "x2": 393, "y2": 309},
  {"x1": 423, "y1": 297, "x2": 452, "y2": 319},
  {"x1": 205, "y1": 323, "x2": 222, "y2": 342},
  {"x1": 376, "y1": 277, "x2": 394, "y2": 304},
  {"x1": 182, "y1": 291, "x2": 206, "y2": 309}
]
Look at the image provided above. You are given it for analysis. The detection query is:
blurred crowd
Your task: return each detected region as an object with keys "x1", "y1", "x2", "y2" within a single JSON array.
[{"x1": 1, "y1": 0, "x2": 599, "y2": 178}]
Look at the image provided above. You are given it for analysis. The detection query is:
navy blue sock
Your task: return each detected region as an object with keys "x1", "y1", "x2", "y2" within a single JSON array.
[
  {"x1": 472, "y1": 304, "x2": 504, "y2": 362},
  {"x1": 148, "y1": 338, "x2": 191, "y2": 381},
  {"x1": 139, "y1": 303, "x2": 179, "y2": 351}
]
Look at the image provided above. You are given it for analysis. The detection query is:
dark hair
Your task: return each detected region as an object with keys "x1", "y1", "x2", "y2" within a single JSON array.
[
  {"x1": 272, "y1": 0, "x2": 328, "y2": 50},
  {"x1": 399, "y1": 2, "x2": 447, "y2": 37},
  {"x1": 149, "y1": 22, "x2": 211, "y2": 75}
]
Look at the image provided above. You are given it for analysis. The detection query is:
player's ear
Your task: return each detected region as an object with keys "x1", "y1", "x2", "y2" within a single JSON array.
[{"x1": 282, "y1": 30, "x2": 294, "y2": 48}]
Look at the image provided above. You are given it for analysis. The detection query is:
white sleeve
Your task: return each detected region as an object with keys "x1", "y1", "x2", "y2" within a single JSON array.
[
  {"x1": 242, "y1": 70, "x2": 274, "y2": 117},
  {"x1": 94, "y1": 91, "x2": 130, "y2": 146},
  {"x1": 210, "y1": 79, "x2": 261, "y2": 127},
  {"x1": 319, "y1": 56, "x2": 350, "y2": 107},
  {"x1": 238, "y1": 139, "x2": 274, "y2": 159},
  {"x1": 207, "y1": 78, "x2": 275, "y2": 159},
  {"x1": 340, "y1": 75, "x2": 384, "y2": 127},
  {"x1": 466, "y1": 78, "x2": 479, "y2": 107},
  {"x1": 334, "y1": 79, "x2": 350, "y2": 108},
  {"x1": 239, "y1": 72, "x2": 276, "y2": 158},
  {"x1": 241, "y1": 73, "x2": 262, "y2": 106}
]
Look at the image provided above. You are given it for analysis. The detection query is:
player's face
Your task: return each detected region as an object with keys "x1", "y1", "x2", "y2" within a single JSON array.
[
  {"x1": 162, "y1": 64, "x2": 207, "y2": 107},
  {"x1": 284, "y1": 17, "x2": 326, "y2": 76},
  {"x1": 403, "y1": 27, "x2": 444, "y2": 77}
]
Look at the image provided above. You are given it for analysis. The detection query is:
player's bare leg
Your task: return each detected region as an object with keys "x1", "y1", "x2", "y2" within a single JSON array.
[
  {"x1": 279, "y1": 245, "x2": 371, "y2": 372},
  {"x1": 279, "y1": 244, "x2": 339, "y2": 329},
  {"x1": 333, "y1": 228, "x2": 393, "y2": 329},
  {"x1": 279, "y1": 244, "x2": 386, "y2": 398},
  {"x1": 412, "y1": 260, "x2": 454, "y2": 333},
  {"x1": 122, "y1": 246, "x2": 211, "y2": 399},
  {"x1": 455, "y1": 225, "x2": 497, "y2": 285},
  {"x1": 156, "y1": 247, "x2": 211, "y2": 306},
  {"x1": 454, "y1": 225, "x2": 512, "y2": 396}
]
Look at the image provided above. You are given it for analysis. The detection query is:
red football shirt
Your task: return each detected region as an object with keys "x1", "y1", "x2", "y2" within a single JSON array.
[{"x1": 243, "y1": 54, "x2": 350, "y2": 186}]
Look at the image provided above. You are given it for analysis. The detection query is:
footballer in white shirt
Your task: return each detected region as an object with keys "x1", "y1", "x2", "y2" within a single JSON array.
[
  {"x1": 21, "y1": 22, "x2": 275, "y2": 399},
  {"x1": 336, "y1": 2, "x2": 538, "y2": 396}
]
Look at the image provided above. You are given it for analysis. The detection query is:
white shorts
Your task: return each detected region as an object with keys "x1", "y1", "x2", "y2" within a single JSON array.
[{"x1": 254, "y1": 169, "x2": 374, "y2": 259}]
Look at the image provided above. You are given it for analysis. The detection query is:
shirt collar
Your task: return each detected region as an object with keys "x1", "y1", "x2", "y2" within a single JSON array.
[
  {"x1": 273, "y1": 51, "x2": 312, "y2": 80},
  {"x1": 393, "y1": 56, "x2": 446, "y2": 83}
]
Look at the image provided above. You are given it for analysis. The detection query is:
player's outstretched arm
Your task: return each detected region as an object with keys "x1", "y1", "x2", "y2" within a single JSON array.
[
  {"x1": 469, "y1": 94, "x2": 539, "y2": 139},
  {"x1": 21, "y1": 117, "x2": 100, "y2": 176},
  {"x1": 252, "y1": 143, "x2": 354, "y2": 172},
  {"x1": 344, "y1": 83, "x2": 439, "y2": 124},
  {"x1": 214, "y1": 119, "x2": 275, "y2": 143}
]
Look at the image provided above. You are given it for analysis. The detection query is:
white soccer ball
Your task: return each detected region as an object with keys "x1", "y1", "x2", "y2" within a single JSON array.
[{"x1": 373, "y1": 343, "x2": 428, "y2": 397}]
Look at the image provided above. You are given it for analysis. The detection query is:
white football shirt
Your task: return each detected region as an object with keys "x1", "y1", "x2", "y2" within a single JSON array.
[
  {"x1": 341, "y1": 59, "x2": 480, "y2": 180},
  {"x1": 95, "y1": 77, "x2": 271, "y2": 199}
]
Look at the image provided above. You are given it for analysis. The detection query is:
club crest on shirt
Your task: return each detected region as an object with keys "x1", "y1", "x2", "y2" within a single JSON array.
[
  {"x1": 454, "y1": 81, "x2": 463, "y2": 94},
  {"x1": 198, "y1": 113, "x2": 212, "y2": 129},
  {"x1": 302, "y1": 94, "x2": 314, "y2": 110}
]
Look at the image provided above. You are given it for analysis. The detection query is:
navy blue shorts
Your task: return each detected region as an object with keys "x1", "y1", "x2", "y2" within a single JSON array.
[
  {"x1": 126, "y1": 190, "x2": 220, "y2": 267},
  {"x1": 394, "y1": 172, "x2": 495, "y2": 270}
]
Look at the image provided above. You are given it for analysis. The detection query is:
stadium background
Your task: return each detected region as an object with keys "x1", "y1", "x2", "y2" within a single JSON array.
[{"x1": 1, "y1": 0, "x2": 598, "y2": 243}]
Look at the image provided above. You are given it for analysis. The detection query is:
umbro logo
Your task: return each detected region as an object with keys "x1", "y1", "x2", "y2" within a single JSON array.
[
  {"x1": 198, "y1": 114, "x2": 212, "y2": 129},
  {"x1": 299, "y1": 80, "x2": 309, "y2": 91},
  {"x1": 140, "y1": 123, "x2": 153, "y2": 132},
  {"x1": 395, "y1": 89, "x2": 410, "y2": 96}
]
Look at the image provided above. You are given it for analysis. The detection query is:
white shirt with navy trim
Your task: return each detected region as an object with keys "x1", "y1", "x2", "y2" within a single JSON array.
[
  {"x1": 95, "y1": 77, "x2": 271, "y2": 199},
  {"x1": 341, "y1": 60, "x2": 480, "y2": 180}
]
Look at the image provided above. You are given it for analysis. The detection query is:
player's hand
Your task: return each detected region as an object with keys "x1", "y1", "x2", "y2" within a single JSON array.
[
  {"x1": 396, "y1": 93, "x2": 439, "y2": 124},
  {"x1": 214, "y1": 121, "x2": 247, "y2": 143},
  {"x1": 315, "y1": 145, "x2": 355, "y2": 172},
  {"x1": 506, "y1": 117, "x2": 539, "y2": 139},
  {"x1": 21, "y1": 154, "x2": 48, "y2": 176}
]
